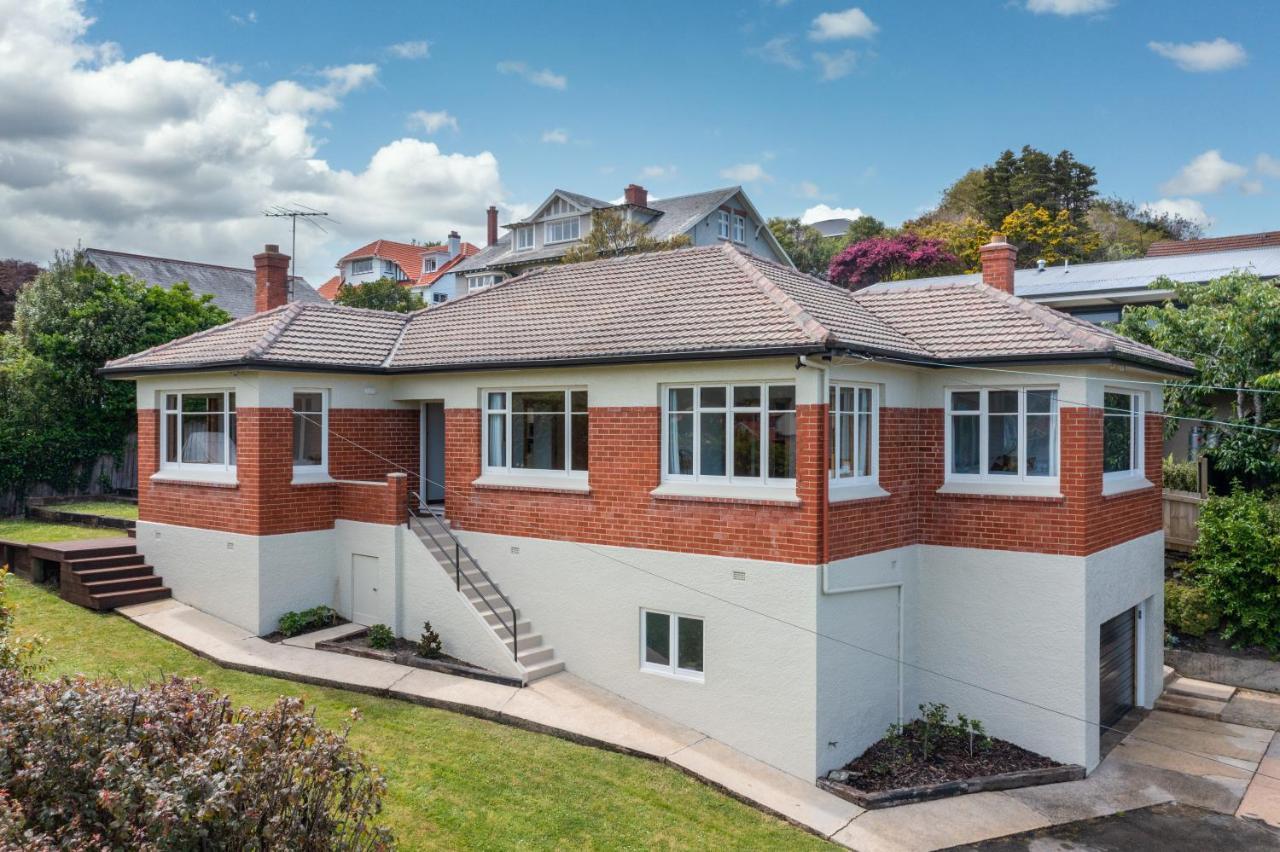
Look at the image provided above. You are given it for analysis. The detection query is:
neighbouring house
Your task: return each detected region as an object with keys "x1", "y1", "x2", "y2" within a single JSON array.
[
  {"x1": 450, "y1": 183, "x2": 791, "y2": 297},
  {"x1": 807, "y1": 217, "x2": 856, "y2": 239},
  {"x1": 317, "y1": 233, "x2": 480, "y2": 305},
  {"x1": 82, "y1": 247, "x2": 324, "y2": 318},
  {"x1": 101, "y1": 236, "x2": 1190, "y2": 784}
]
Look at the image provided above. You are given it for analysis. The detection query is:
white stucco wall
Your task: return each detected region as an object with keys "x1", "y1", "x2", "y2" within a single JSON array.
[{"x1": 136, "y1": 520, "x2": 263, "y2": 633}]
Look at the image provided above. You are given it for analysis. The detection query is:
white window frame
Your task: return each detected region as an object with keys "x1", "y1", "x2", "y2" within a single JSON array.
[
  {"x1": 291, "y1": 389, "x2": 329, "y2": 478},
  {"x1": 482, "y1": 388, "x2": 588, "y2": 479},
  {"x1": 468, "y1": 274, "x2": 500, "y2": 292},
  {"x1": 829, "y1": 383, "x2": 879, "y2": 485},
  {"x1": 640, "y1": 608, "x2": 704, "y2": 682},
  {"x1": 660, "y1": 382, "x2": 798, "y2": 488},
  {"x1": 159, "y1": 389, "x2": 237, "y2": 474},
  {"x1": 515, "y1": 226, "x2": 535, "y2": 251},
  {"x1": 717, "y1": 210, "x2": 730, "y2": 239},
  {"x1": 543, "y1": 217, "x2": 581, "y2": 245},
  {"x1": 349, "y1": 258, "x2": 373, "y2": 275},
  {"x1": 732, "y1": 213, "x2": 745, "y2": 243},
  {"x1": 382, "y1": 259, "x2": 400, "y2": 278},
  {"x1": 422, "y1": 256, "x2": 438, "y2": 273},
  {"x1": 944, "y1": 387, "x2": 1059, "y2": 485},
  {"x1": 1103, "y1": 388, "x2": 1144, "y2": 481}
]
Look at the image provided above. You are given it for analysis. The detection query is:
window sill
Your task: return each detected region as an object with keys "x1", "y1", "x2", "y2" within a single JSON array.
[
  {"x1": 640, "y1": 666, "x2": 705, "y2": 684},
  {"x1": 936, "y1": 481, "x2": 1063, "y2": 499},
  {"x1": 472, "y1": 474, "x2": 591, "y2": 495},
  {"x1": 650, "y1": 482, "x2": 801, "y2": 506},
  {"x1": 151, "y1": 469, "x2": 238, "y2": 488},
  {"x1": 292, "y1": 470, "x2": 335, "y2": 487},
  {"x1": 829, "y1": 482, "x2": 890, "y2": 504},
  {"x1": 1102, "y1": 475, "x2": 1154, "y2": 497}
]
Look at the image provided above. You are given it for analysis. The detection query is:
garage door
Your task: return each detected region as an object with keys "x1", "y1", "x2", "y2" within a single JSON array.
[{"x1": 1099, "y1": 608, "x2": 1136, "y2": 729}]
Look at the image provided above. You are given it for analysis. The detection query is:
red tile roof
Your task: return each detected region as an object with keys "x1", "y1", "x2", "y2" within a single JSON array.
[
  {"x1": 317, "y1": 275, "x2": 341, "y2": 300},
  {"x1": 1146, "y1": 231, "x2": 1280, "y2": 257},
  {"x1": 334, "y1": 239, "x2": 480, "y2": 290}
]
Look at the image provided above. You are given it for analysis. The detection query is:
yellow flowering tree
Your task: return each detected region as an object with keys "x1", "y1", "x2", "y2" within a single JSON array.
[
  {"x1": 906, "y1": 216, "x2": 994, "y2": 273},
  {"x1": 1000, "y1": 204, "x2": 1099, "y2": 266}
]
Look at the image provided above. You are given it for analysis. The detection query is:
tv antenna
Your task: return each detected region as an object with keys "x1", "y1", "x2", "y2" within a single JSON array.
[{"x1": 263, "y1": 204, "x2": 335, "y2": 293}]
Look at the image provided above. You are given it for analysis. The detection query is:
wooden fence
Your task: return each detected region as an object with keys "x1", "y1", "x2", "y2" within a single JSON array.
[
  {"x1": 1163, "y1": 489, "x2": 1205, "y2": 554},
  {"x1": 0, "y1": 434, "x2": 137, "y2": 517}
]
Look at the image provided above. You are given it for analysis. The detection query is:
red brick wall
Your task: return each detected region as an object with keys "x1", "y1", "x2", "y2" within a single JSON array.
[
  {"x1": 138, "y1": 407, "x2": 416, "y2": 535},
  {"x1": 445, "y1": 406, "x2": 826, "y2": 564},
  {"x1": 827, "y1": 407, "x2": 924, "y2": 559}
]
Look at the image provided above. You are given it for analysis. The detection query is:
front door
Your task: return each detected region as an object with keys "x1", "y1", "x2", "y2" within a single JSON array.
[
  {"x1": 421, "y1": 402, "x2": 446, "y2": 504},
  {"x1": 351, "y1": 554, "x2": 380, "y2": 625}
]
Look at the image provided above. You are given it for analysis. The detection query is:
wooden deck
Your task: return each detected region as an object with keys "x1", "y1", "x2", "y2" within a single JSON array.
[{"x1": 25, "y1": 537, "x2": 170, "y2": 610}]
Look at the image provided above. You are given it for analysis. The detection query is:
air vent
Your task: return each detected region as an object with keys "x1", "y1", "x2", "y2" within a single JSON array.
[{"x1": 732, "y1": 570, "x2": 747, "y2": 581}]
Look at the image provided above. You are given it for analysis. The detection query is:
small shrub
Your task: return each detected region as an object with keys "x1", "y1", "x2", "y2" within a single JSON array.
[
  {"x1": 1195, "y1": 489, "x2": 1280, "y2": 650},
  {"x1": 1165, "y1": 579, "x2": 1221, "y2": 637},
  {"x1": 0, "y1": 673, "x2": 391, "y2": 850},
  {"x1": 278, "y1": 605, "x2": 339, "y2": 637},
  {"x1": 0, "y1": 568, "x2": 43, "y2": 676},
  {"x1": 417, "y1": 621, "x2": 443, "y2": 658},
  {"x1": 367, "y1": 623, "x2": 395, "y2": 650},
  {"x1": 1162, "y1": 454, "x2": 1199, "y2": 493}
]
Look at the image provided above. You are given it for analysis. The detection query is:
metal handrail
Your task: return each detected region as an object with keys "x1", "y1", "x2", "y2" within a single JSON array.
[{"x1": 406, "y1": 492, "x2": 518, "y2": 662}]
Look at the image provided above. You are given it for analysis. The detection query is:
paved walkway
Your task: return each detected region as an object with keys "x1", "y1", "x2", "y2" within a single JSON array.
[{"x1": 117, "y1": 599, "x2": 1280, "y2": 851}]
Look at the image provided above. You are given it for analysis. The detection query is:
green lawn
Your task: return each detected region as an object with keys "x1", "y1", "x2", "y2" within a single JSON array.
[
  {"x1": 49, "y1": 500, "x2": 139, "y2": 520},
  {"x1": 0, "y1": 519, "x2": 128, "y2": 543},
  {"x1": 7, "y1": 575, "x2": 829, "y2": 850}
]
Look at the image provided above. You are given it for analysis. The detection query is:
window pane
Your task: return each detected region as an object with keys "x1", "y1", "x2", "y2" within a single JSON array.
[
  {"x1": 1104, "y1": 392, "x2": 1133, "y2": 416},
  {"x1": 668, "y1": 413, "x2": 693, "y2": 475},
  {"x1": 1027, "y1": 389, "x2": 1055, "y2": 414},
  {"x1": 164, "y1": 393, "x2": 177, "y2": 412},
  {"x1": 952, "y1": 414, "x2": 980, "y2": 474},
  {"x1": 487, "y1": 391, "x2": 506, "y2": 411},
  {"x1": 700, "y1": 412, "x2": 726, "y2": 476},
  {"x1": 856, "y1": 410, "x2": 872, "y2": 477},
  {"x1": 669, "y1": 387, "x2": 693, "y2": 412},
  {"x1": 183, "y1": 393, "x2": 218, "y2": 413},
  {"x1": 700, "y1": 386, "x2": 726, "y2": 408},
  {"x1": 165, "y1": 413, "x2": 178, "y2": 463},
  {"x1": 768, "y1": 385, "x2": 795, "y2": 411},
  {"x1": 571, "y1": 390, "x2": 588, "y2": 413},
  {"x1": 768, "y1": 412, "x2": 796, "y2": 479},
  {"x1": 951, "y1": 391, "x2": 980, "y2": 412},
  {"x1": 857, "y1": 387, "x2": 873, "y2": 414},
  {"x1": 511, "y1": 391, "x2": 565, "y2": 413},
  {"x1": 989, "y1": 390, "x2": 1018, "y2": 414},
  {"x1": 292, "y1": 412, "x2": 322, "y2": 466},
  {"x1": 293, "y1": 391, "x2": 322, "y2": 413},
  {"x1": 183, "y1": 412, "x2": 225, "y2": 464},
  {"x1": 838, "y1": 387, "x2": 855, "y2": 414},
  {"x1": 733, "y1": 412, "x2": 761, "y2": 478},
  {"x1": 571, "y1": 413, "x2": 589, "y2": 472},
  {"x1": 229, "y1": 413, "x2": 237, "y2": 465},
  {"x1": 677, "y1": 617, "x2": 704, "y2": 673},
  {"x1": 988, "y1": 412, "x2": 1018, "y2": 475},
  {"x1": 1103, "y1": 393, "x2": 1134, "y2": 473},
  {"x1": 837, "y1": 413, "x2": 855, "y2": 476},
  {"x1": 733, "y1": 385, "x2": 761, "y2": 408},
  {"x1": 1026, "y1": 415, "x2": 1053, "y2": 476},
  {"x1": 512, "y1": 413, "x2": 565, "y2": 471},
  {"x1": 487, "y1": 413, "x2": 506, "y2": 467},
  {"x1": 644, "y1": 611, "x2": 670, "y2": 666}
]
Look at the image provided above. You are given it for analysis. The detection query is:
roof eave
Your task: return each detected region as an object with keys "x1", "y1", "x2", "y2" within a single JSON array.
[{"x1": 851, "y1": 349, "x2": 1195, "y2": 378}]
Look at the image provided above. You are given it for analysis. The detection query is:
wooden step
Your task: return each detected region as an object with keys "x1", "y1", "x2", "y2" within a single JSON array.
[
  {"x1": 87, "y1": 586, "x2": 171, "y2": 611},
  {"x1": 69, "y1": 564, "x2": 155, "y2": 583},
  {"x1": 83, "y1": 575, "x2": 164, "y2": 595},
  {"x1": 64, "y1": 553, "x2": 147, "y2": 571},
  {"x1": 29, "y1": 538, "x2": 138, "y2": 561}
]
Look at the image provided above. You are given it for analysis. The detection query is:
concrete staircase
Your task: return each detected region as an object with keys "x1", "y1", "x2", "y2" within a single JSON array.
[
  {"x1": 409, "y1": 514, "x2": 563, "y2": 683},
  {"x1": 1156, "y1": 672, "x2": 1237, "y2": 720},
  {"x1": 37, "y1": 538, "x2": 171, "y2": 611}
]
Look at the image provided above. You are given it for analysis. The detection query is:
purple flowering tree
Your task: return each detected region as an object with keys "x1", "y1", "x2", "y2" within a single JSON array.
[{"x1": 827, "y1": 233, "x2": 961, "y2": 291}]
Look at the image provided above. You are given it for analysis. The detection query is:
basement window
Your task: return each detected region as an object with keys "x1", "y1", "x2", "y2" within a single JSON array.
[
  {"x1": 945, "y1": 387, "x2": 1058, "y2": 487},
  {"x1": 641, "y1": 609, "x2": 704, "y2": 681},
  {"x1": 160, "y1": 390, "x2": 237, "y2": 474}
]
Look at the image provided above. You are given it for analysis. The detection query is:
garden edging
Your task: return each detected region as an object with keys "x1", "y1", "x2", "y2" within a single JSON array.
[{"x1": 819, "y1": 764, "x2": 1085, "y2": 809}]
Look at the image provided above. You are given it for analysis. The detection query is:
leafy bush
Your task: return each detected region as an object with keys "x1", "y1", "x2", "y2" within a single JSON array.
[
  {"x1": 0, "y1": 569, "x2": 43, "y2": 676},
  {"x1": 1195, "y1": 489, "x2": 1280, "y2": 649},
  {"x1": 417, "y1": 621, "x2": 443, "y2": 658},
  {"x1": 875, "y1": 703, "x2": 991, "y2": 774},
  {"x1": 278, "y1": 605, "x2": 339, "y2": 637},
  {"x1": 1164, "y1": 579, "x2": 1220, "y2": 637},
  {"x1": 0, "y1": 673, "x2": 391, "y2": 850},
  {"x1": 1162, "y1": 455, "x2": 1199, "y2": 493},
  {"x1": 368, "y1": 624, "x2": 395, "y2": 650}
]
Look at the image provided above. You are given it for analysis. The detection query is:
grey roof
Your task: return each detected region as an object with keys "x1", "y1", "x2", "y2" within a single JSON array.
[
  {"x1": 808, "y1": 218, "x2": 854, "y2": 238},
  {"x1": 907, "y1": 245, "x2": 1280, "y2": 304},
  {"x1": 82, "y1": 248, "x2": 324, "y2": 318},
  {"x1": 515, "y1": 189, "x2": 612, "y2": 222},
  {"x1": 103, "y1": 244, "x2": 1192, "y2": 377}
]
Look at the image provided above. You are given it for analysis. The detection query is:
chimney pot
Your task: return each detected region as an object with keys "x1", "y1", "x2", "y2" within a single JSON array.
[
  {"x1": 254, "y1": 245, "x2": 291, "y2": 312},
  {"x1": 264, "y1": 243, "x2": 280, "y2": 253},
  {"x1": 624, "y1": 183, "x2": 648, "y2": 208},
  {"x1": 486, "y1": 206, "x2": 498, "y2": 247},
  {"x1": 979, "y1": 233, "x2": 1018, "y2": 295}
]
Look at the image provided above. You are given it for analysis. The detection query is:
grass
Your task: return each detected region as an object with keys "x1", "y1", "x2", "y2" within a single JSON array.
[
  {"x1": 0, "y1": 519, "x2": 128, "y2": 543},
  {"x1": 7, "y1": 576, "x2": 830, "y2": 850},
  {"x1": 48, "y1": 500, "x2": 139, "y2": 520}
]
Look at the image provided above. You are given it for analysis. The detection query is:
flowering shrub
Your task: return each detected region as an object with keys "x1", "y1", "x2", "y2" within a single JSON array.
[
  {"x1": 827, "y1": 233, "x2": 961, "y2": 291},
  {"x1": 0, "y1": 674, "x2": 392, "y2": 850}
]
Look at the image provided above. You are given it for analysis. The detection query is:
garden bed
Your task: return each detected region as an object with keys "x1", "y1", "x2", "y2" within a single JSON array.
[
  {"x1": 26, "y1": 496, "x2": 137, "y2": 530},
  {"x1": 317, "y1": 629, "x2": 520, "y2": 687},
  {"x1": 819, "y1": 710, "x2": 1082, "y2": 809}
]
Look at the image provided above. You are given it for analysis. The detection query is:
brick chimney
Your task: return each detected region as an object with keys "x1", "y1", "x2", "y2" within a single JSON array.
[
  {"x1": 486, "y1": 206, "x2": 498, "y2": 247},
  {"x1": 254, "y1": 244, "x2": 291, "y2": 312},
  {"x1": 624, "y1": 183, "x2": 648, "y2": 207},
  {"x1": 447, "y1": 230, "x2": 461, "y2": 258},
  {"x1": 979, "y1": 234, "x2": 1018, "y2": 295}
]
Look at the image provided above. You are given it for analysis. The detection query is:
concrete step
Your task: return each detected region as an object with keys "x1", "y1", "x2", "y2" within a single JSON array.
[
  {"x1": 1155, "y1": 692, "x2": 1228, "y2": 720},
  {"x1": 82, "y1": 575, "x2": 163, "y2": 594},
  {"x1": 523, "y1": 659, "x2": 564, "y2": 682},
  {"x1": 65, "y1": 553, "x2": 148, "y2": 571},
  {"x1": 69, "y1": 564, "x2": 155, "y2": 582},
  {"x1": 1163, "y1": 665, "x2": 1178, "y2": 690},
  {"x1": 517, "y1": 646, "x2": 556, "y2": 666},
  {"x1": 88, "y1": 586, "x2": 171, "y2": 611},
  {"x1": 1168, "y1": 676, "x2": 1237, "y2": 702},
  {"x1": 504, "y1": 632, "x2": 542, "y2": 652}
]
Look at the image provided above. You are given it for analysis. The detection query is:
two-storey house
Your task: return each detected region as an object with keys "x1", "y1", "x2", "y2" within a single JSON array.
[{"x1": 318, "y1": 232, "x2": 479, "y2": 304}]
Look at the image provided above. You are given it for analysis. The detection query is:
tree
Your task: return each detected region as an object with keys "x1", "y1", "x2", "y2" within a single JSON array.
[
  {"x1": 827, "y1": 233, "x2": 961, "y2": 291},
  {"x1": 0, "y1": 259, "x2": 39, "y2": 332},
  {"x1": 333, "y1": 277, "x2": 425, "y2": 312},
  {"x1": 903, "y1": 215, "x2": 993, "y2": 273},
  {"x1": 1114, "y1": 272, "x2": 1280, "y2": 484},
  {"x1": 844, "y1": 215, "x2": 889, "y2": 245},
  {"x1": 1000, "y1": 204, "x2": 1100, "y2": 267},
  {"x1": 767, "y1": 218, "x2": 840, "y2": 277},
  {"x1": 936, "y1": 169, "x2": 987, "y2": 221},
  {"x1": 0, "y1": 251, "x2": 229, "y2": 497},
  {"x1": 560, "y1": 209, "x2": 692, "y2": 264},
  {"x1": 977, "y1": 146, "x2": 1097, "y2": 228},
  {"x1": 1085, "y1": 197, "x2": 1204, "y2": 260}
]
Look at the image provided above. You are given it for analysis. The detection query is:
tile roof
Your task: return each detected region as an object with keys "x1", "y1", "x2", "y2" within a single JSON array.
[
  {"x1": 1147, "y1": 231, "x2": 1280, "y2": 257},
  {"x1": 317, "y1": 275, "x2": 341, "y2": 300},
  {"x1": 82, "y1": 248, "x2": 324, "y2": 319},
  {"x1": 103, "y1": 244, "x2": 1193, "y2": 377},
  {"x1": 336, "y1": 239, "x2": 480, "y2": 285}
]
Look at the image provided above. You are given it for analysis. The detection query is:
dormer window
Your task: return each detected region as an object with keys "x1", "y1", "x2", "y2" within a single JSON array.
[
  {"x1": 732, "y1": 214, "x2": 745, "y2": 243},
  {"x1": 350, "y1": 258, "x2": 373, "y2": 275},
  {"x1": 516, "y1": 226, "x2": 535, "y2": 251},
  {"x1": 545, "y1": 218, "x2": 580, "y2": 244},
  {"x1": 422, "y1": 257, "x2": 437, "y2": 273},
  {"x1": 717, "y1": 210, "x2": 730, "y2": 240}
]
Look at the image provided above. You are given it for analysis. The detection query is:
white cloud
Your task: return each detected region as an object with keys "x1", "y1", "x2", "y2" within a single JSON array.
[
  {"x1": 1148, "y1": 37, "x2": 1246, "y2": 72},
  {"x1": 388, "y1": 40, "x2": 430, "y2": 60},
  {"x1": 408, "y1": 110, "x2": 458, "y2": 133},
  {"x1": 801, "y1": 203, "x2": 864, "y2": 225},
  {"x1": 641, "y1": 164, "x2": 676, "y2": 178},
  {"x1": 809, "y1": 7, "x2": 878, "y2": 41},
  {"x1": 496, "y1": 60, "x2": 567, "y2": 90},
  {"x1": 0, "y1": 0, "x2": 504, "y2": 283},
  {"x1": 229, "y1": 10, "x2": 257, "y2": 25},
  {"x1": 1139, "y1": 198, "x2": 1213, "y2": 229},
  {"x1": 719, "y1": 163, "x2": 772, "y2": 183},
  {"x1": 541, "y1": 128, "x2": 569, "y2": 144},
  {"x1": 1160, "y1": 150, "x2": 1248, "y2": 195},
  {"x1": 1025, "y1": 0, "x2": 1112, "y2": 16},
  {"x1": 1256, "y1": 154, "x2": 1280, "y2": 178},
  {"x1": 750, "y1": 36, "x2": 803, "y2": 70},
  {"x1": 814, "y1": 50, "x2": 857, "y2": 80}
]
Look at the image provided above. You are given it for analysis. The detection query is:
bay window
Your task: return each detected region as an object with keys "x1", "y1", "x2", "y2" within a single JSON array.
[
  {"x1": 484, "y1": 389, "x2": 588, "y2": 476},
  {"x1": 292, "y1": 391, "x2": 327, "y2": 475},
  {"x1": 663, "y1": 383, "x2": 796, "y2": 485},
  {"x1": 830, "y1": 384, "x2": 877, "y2": 482},
  {"x1": 641, "y1": 609, "x2": 704, "y2": 681},
  {"x1": 161, "y1": 391, "x2": 236, "y2": 473},
  {"x1": 946, "y1": 388, "x2": 1058, "y2": 483},
  {"x1": 1103, "y1": 390, "x2": 1143, "y2": 477}
]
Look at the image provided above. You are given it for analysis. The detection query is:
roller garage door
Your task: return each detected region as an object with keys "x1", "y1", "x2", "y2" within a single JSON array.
[{"x1": 1099, "y1": 607, "x2": 1137, "y2": 729}]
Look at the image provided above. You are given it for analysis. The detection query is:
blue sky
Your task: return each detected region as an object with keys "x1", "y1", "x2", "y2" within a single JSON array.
[{"x1": 2, "y1": 1, "x2": 1276, "y2": 281}]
